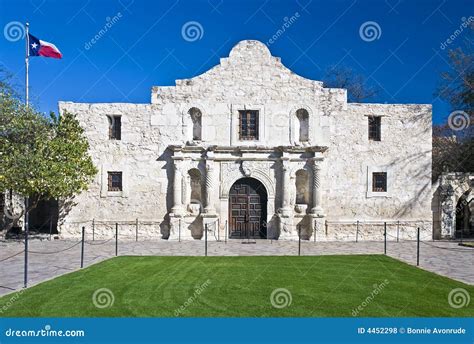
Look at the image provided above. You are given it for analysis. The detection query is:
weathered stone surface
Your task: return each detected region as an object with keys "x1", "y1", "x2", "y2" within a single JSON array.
[
  {"x1": 433, "y1": 173, "x2": 473, "y2": 238},
  {"x1": 58, "y1": 40, "x2": 433, "y2": 240}
]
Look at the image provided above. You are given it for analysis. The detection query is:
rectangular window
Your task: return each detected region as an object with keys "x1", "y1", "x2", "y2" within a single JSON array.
[
  {"x1": 108, "y1": 172, "x2": 123, "y2": 191},
  {"x1": 108, "y1": 116, "x2": 121, "y2": 140},
  {"x1": 372, "y1": 172, "x2": 387, "y2": 192},
  {"x1": 238, "y1": 110, "x2": 259, "y2": 140},
  {"x1": 368, "y1": 116, "x2": 381, "y2": 141}
]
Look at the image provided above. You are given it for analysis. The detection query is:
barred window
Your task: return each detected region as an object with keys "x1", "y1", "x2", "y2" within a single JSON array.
[
  {"x1": 108, "y1": 172, "x2": 122, "y2": 191},
  {"x1": 239, "y1": 110, "x2": 259, "y2": 140},
  {"x1": 108, "y1": 116, "x2": 121, "y2": 140},
  {"x1": 368, "y1": 116, "x2": 381, "y2": 141},
  {"x1": 372, "y1": 172, "x2": 387, "y2": 192}
]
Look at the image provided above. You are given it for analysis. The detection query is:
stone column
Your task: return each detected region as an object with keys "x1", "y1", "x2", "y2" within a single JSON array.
[
  {"x1": 280, "y1": 159, "x2": 292, "y2": 216},
  {"x1": 311, "y1": 158, "x2": 324, "y2": 216},
  {"x1": 204, "y1": 159, "x2": 216, "y2": 214},
  {"x1": 171, "y1": 159, "x2": 185, "y2": 216}
]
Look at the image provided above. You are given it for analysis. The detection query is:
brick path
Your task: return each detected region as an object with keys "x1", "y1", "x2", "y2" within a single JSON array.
[{"x1": 0, "y1": 238, "x2": 472, "y2": 296}]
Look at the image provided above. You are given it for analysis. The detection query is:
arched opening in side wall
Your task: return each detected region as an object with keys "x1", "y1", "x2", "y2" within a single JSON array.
[{"x1": 455, "y1": 189, "x2": 474, "y2": 239}]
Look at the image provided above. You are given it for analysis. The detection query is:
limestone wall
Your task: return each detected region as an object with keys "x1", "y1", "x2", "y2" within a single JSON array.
[
  {"x1": 57, "y1": 40, "x2": 433, "y2": 240},
  {"x1": 323, "y1": 103, "x2": 433, "y2": 231}
]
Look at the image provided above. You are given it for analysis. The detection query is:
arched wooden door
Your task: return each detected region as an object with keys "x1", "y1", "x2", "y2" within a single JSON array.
[{"x1": 229, "y1": 178, "x2": 267, "y2": 239}]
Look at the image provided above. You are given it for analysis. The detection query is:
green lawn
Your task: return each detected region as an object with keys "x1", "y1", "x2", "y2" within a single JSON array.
[{"x1": 1, "y1": 255, "x2": 473, "y2": 317}]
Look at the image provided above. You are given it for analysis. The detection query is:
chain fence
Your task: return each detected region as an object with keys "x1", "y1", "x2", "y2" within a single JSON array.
[{"x1": 0, "y1": 218, "x2": 472, "y2": 291}]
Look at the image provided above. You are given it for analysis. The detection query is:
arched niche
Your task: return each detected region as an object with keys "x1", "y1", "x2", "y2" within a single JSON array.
[
  {"x1": 296, "y1": 108, "x2": 309, "y2": 142},
  {"x1": 295, "y1": 169, "x2": 310, "y2": 205},
  {"x1": 188, "y1": 107, "x2": 202, "y2": 141}
]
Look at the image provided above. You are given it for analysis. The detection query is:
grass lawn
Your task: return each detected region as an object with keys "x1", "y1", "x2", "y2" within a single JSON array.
[{"x1": 0, "y1": 255, "x2": 473, "y2": 317}]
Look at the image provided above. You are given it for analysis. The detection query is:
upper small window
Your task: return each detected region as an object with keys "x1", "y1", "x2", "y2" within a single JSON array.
[
  {"x1": 372, "y1": 172, "x2": 387, "y2": 192},
  {"x1": 368, "y1": 116, "x2": 381, "y2": 141},
  {"x1": 239, "y1": 110, "x2": 259, "y2": 140},
  {"x1": 108, "y1": 172, "x2": 123, "y2": 191},
  {"x1": 108, "y1": 115, "x2": 121, "y2": 140}
]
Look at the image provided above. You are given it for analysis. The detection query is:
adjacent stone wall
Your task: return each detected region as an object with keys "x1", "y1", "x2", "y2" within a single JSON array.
[{"x1": 434, "y1": 173, "x2": 473, "y2": 238}]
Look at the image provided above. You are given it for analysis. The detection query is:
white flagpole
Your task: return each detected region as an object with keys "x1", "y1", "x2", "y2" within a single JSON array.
[
  {"x1": 25, "y1": 22, "x2": 29, "y2": 106},
  {"x1": 24, "y1": 22, "x2": 30, "y2": 288}
]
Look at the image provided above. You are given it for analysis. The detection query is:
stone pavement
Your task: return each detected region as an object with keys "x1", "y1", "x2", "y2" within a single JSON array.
[{"x1": 0, "y1": 238, "x2": 473, "y2": 296}]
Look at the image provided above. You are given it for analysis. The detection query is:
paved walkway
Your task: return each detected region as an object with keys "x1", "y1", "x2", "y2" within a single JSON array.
[{"x1": 1, "y1": 238, "x2": 473, "y2": 296}]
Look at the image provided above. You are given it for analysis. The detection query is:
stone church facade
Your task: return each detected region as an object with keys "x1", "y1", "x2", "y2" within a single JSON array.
[{"x1": 58, "y1": 40, "x2": 433, "y2": 241}]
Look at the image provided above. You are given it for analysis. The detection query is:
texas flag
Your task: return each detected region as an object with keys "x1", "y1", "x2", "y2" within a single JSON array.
[{"x1": 28, "y1": 33, "x2": 62, "y2": 59}]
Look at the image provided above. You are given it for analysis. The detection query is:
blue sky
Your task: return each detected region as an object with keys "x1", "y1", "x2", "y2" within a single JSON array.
[{"x1": 0, "y1": 0, "x2": 471, "y2": 124}]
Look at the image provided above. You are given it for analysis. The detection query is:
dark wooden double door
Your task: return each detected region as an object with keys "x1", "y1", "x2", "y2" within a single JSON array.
[{"x1": 229, "y1": 178, "x2": 267, "y2": 239}]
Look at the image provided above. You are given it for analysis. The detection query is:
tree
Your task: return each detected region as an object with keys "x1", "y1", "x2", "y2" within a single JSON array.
[
  {"x1": 0, "y1": 90, "x2": 97, "y2": 232},
  {"x1": 433, "y1": 26, "x2": 474, "y2": 181},
  {"x1": 322, "y1": 65, "x2": 378, "y2": 102}
]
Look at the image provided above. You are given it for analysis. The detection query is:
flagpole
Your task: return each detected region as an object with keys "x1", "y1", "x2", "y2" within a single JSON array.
[
  {"x1": 24, "y1": 22, "x2": 30, "y2": 288},
  {"x1": 25, "y1": 22, "x2": 29, "y2": 106}
]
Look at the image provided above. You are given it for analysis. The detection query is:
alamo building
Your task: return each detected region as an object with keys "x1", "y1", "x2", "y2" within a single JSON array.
[{"x1": 55, "y1": 39, "x2": 437, "y2": 241}]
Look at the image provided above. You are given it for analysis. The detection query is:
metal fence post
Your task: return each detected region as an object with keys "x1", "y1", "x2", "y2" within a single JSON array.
[
  {"x1": 298, "y1": 225, "x2": 301, "y2": 256},
  {"x1": 384, "y1": 222, "x2": 387, "y2": 255},
  {"x1": 397, "y1": 220, "x2": 400, "y2": 243},
  {"x1": 115, "y1": 223, "x2": 118, "y2": 256},
  {"x1": 179, "y1": 218, "x2": 181, "y2": 242},
  {"x1": 136, "y1": 218, "x2": 138, "y2": 242},
  {"x1": 356, "y1": 220, "x2": 359, "y2": 243},
  {"x1": 92, "y1": 218, "x2": 95, "y2": 241},
  {"x1": 225, "y1": 220, "x2": 228, "y2": 244},
  {"x1": 49, "y1": 217, "x2": 53, "y2": 241},
  {"x1": 314, "y1": 220, "x2": 317, "y2": 242},
  {"x1": 24, "y1": 199, "x2": 29, "y2": 288},
  {"x1": 81, "y1": 226, "x2": 85, "y2": 268},
  {"x1": 205, "y1": 223, "x2": 208, "y2": 257},
  {"x1": 417, "y1": 227, "x2": 420, "y2": 266}
]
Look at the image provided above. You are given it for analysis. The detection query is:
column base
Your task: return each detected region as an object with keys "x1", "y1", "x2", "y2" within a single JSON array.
[
  {"x1": 311, "y1": 207, "x2": 325, "y2": 217},
  {"x1": 171, "y1": 206, "x2": 186, "y2": 217},
  {"x1": 278, "y1": 207, "x2": 292, "y2": 217},
  {"x1": 204, "y1": 207, "x2": 217, "y2": 216}
]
